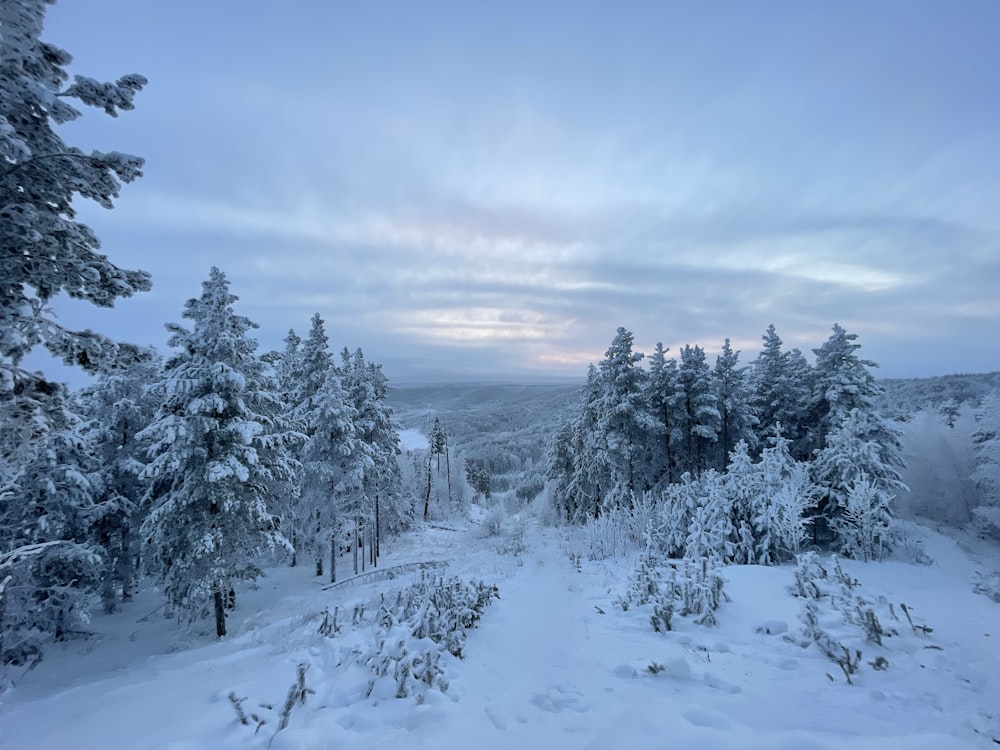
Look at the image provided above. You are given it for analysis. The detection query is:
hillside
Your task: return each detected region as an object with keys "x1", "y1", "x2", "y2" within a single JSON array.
[{"x1": 2, "y1": 518, "x2": 998, "y2": 749}]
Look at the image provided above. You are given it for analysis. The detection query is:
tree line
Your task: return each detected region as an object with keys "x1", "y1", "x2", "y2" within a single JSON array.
[{"x1": 547, "y1": 326, "x2": 906, "y2": 561}]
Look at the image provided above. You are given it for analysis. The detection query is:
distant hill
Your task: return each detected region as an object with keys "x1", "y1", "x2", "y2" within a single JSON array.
[
  {"x1": 389, "y1": 383, "x2": 582, "y2": 500},
  {"x1": 879, "y1": 371, "x2": 1000, "y2": 415}
]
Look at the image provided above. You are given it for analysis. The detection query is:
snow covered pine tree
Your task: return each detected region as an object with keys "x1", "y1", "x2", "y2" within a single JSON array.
[
  {"x1": 1, "y1": 0, "x2": 149, "y2": 663},
  {"x1": 140, "y1": 269, "x2": 298, "y2": 637}
]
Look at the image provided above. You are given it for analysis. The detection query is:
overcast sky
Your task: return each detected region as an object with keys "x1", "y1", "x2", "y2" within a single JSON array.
[{"x1": 35, "y1": 0, "x2": 1000, "y2": 384}]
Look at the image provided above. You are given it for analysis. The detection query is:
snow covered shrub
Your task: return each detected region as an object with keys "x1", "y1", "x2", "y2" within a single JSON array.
[
  {"x1": 789, "y1": 553, "x2": 919, "y2": 683},
  {"x1": 496, "y1": 517, "x2": 528, "y2": 556},
  {"x1": 618, "y1": 543, "x2": 725, "y2": 629},
  {"x1": 481, "y1": 506, "x2": 506, "y2": 538},
  {"x1": 584, "y1": 506, "x2": 632, "y2": 560},
  {"x1": 972, "y1": 506, "x2": 1000, "y2": 541},
  {"x1": 363, "y1": 635, "x2": 448, "y2": 701},
  {"x1": 356, "y1": 574, "x2": 499, "y2": 702},
  {"x1": 836, "y1": 476, "x2": 895, "y2": 561},
  {"x1": 0, "y1": 541, "x2": 101, "y2": 665},
  {"x1": 973, "y1": 571, "x2": 1000, "y2": 603}
]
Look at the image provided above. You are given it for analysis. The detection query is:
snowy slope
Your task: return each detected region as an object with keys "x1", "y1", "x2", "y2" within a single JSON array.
[{"x1": 2, "y1": 518, "x2": 998, "y2": 749}]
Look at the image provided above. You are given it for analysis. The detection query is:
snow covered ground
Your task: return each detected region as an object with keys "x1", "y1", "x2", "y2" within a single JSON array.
[{"x1": 2, "y1": 516, "x2": 998, "y2": 749}]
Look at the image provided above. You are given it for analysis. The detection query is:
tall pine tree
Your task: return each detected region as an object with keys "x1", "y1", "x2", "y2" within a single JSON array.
[{"x1": 139, "y1": 269, "x2": 297, "y2": 636}]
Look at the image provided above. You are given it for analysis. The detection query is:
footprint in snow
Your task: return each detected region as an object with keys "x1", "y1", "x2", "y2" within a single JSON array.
[{"x1": 531, "y1": 685, "x2": 589, "y2": 713}]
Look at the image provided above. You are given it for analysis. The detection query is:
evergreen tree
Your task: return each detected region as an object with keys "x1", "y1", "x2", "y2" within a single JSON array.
[
  {"x1": 139, "y1": 269, "x2": 297, "y2": 636},
  {"x1": 811, "y1": 408, "x2": 906, "y2": 552},
  {"x1": 547, "y1": 420, "x2": 577, "y2": 522},
  {"x1": 0, "y1": 0, "x2": 150, "y2": 392},
  {"x1": 674, "y1": 345, "x2": 721, "y2": 477},
  {"x1": 594, "y1": 328, "x2": 657, "y2": 509},
  {"x1": 713, "y1": 338, "x2": 758, "y2": 470},
  {"x1": 0, "y1": 0, "x2": 150, "y2": 660},
  {"x1": 0, "y1": 386, "x2": 102, "y2": 664},
  {"x1": 565, "y1": 365, "x2": 605, "y2": 521},
  {"x1": 74, "y1": 352, "x2": 162, "y2": 611},
  {"x1": 811, "y1": 324, "x2": 883, "y2": 451},
  {"x1": 299, "y1": 368, "x2": 357, "y2": 581},
  {"x1": 645, "y1": 342, "x2": 678, "y2": 486},
  {"x1": 970, "y1": 392, "x2": 1000, "y2": 539},
  {"x1": 341, "y1": 348, "x2": 405, "y2": 568},
  {"x1": 752, "y1": 325, "x2": 811, "y2": 459}
]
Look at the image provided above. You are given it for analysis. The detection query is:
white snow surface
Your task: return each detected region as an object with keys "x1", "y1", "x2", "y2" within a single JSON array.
[{"x1": 2, "y1": 518, "x2": 998, "y2": 749}]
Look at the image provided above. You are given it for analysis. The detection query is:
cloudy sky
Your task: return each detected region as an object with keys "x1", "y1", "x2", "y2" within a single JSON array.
[{"x1": 36, "y1": 0, "x2": 1000, "y2": 383}]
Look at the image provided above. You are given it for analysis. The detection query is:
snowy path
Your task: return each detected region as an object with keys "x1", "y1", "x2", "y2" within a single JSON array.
[{"x1": 453, "y1": 534, "x2": 612, "y2": 744}]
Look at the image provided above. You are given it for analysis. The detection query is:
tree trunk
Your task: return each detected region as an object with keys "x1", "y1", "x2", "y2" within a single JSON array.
[
  {"x1": 214, "y1": 587, "x2": 227, "y2": 638},
  {"x1": 423, "y1": 452, "x2": 432, "y2": 521},
  {"x1": 290, "y1": 529, "x2": 297, "y2": 568},
  {"x1": 330, "y1": 532, "x2": 336, "y2": 583},
  {"x1": 445, "y1": 440, "x2": 452, "y2": 503},
  {"x1": 374, "y1": 494, "x2": 381, "y2": 565}
]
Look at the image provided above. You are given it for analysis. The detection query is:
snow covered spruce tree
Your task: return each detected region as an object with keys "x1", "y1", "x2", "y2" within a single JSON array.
[
  {"x1": 809, "y1": 325, "x2": 905, "y2": 552},
  {"x1": 594, "y1": 328, "x2": 658, "y2": 511},
  {"x1": 645, "y1": 342, "x2": 680, "y2": 487},
  {"x1": 74, "y1": 352, "x2": 162, "y2": 612},
  {"x1": 811, "y1": 323, "x2": 885, "y2": 450},
  {"x1": 1, "y1": 0, "x2": 149, "y2": 662},
  {"x1": 341, "y1": 348, "x2": 405, "y2": 570},
  {"x1": 673, "y1": 345, "x2": 721, "y2": 478},
  {"x1": 970, "y1": 392, "x2": 1000, "y2": 538},
  {"x1": 713, "y1": 338, "x2": 758, "y2": 471},
  {"x1": 298, "y1": 366, "x2": 357, "y2": 582},
  {"x1": 752, "y1": 325, "x2": 812, "y2": 460},
  {"x1": 0, "y1": 0, "x2": 150, "y2": 389},
  {"x1": 282, "y1": 315, "x2": 332, "y2": 568},
  {"x1": 0, "y1": 388, "x2": 102, "y2": 664},
  {"x1": 139, "y1": 269, "x2": 298, "y2": 637},
  {"x1": 812, "y1": 408, "x2": 905, "y2": 556}
]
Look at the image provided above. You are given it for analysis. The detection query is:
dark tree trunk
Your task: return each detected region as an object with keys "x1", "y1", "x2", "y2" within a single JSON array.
[
  {"x1": 374, "y1": 494, "x2": 381, "y2": 565},
  {"x1": 445, "y1": 440, "x2": 452, "y2": 503},
  {"x1": 330, "y1": 533, "x2": 336, "y2": 583},
  {"x1": 214, "y1": 588, "x2": 227, "y2": 637},
  {"x1": 423, "y1": 453, "x2": 432, "y2": 521}
]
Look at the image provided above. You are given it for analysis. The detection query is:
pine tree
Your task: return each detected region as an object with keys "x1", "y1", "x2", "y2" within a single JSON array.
[
  {"x1": 0, "y1": 386, "x2": 102, "y2": 664},
  {"x1": 675, "y1": 345, "x2": 721, "y2": 477},
  {"x1": 0, "y1": 0, "x2": 150, "y2": 391},
  {"x1": 752, "y1": 325, "x2": 811, "y2": 459},
  {"x1": 713, "y1": 338, "x2": 758, "y2": 470},
  {"x1": 284, "y1": 315, "x2": 333, "y2": 568},
  {"x1": 299, "y1": 368, "x2": 357, "y2": 582},
  {"x1": 74, "y1": 352, "x2": 162, "y2": 611},
  {"x1": 970, "y1": 392, "x2": 1000, "y2": 539},
  {"x1": 139, "y1": 269, "x2": 296, "y2": 636},
  {"x1": 562, "y1": 365, "x2": 605, "y2": 521},
  {"x1": 594, "y1": 328, "x2": 657, "y2": 510},
  {"x1": 645, "y1": 342, "x2": 677, "y2": 486},
  {"x1": 341, "y1": 349, "x2": 405, "y2": 568},
  {"x1": 811, "y1": 324, "x2": 883, "y2": 451},
  {"x1": 1, "y1": 0, "x2": 150, "y2": 660},
  {"x1": 811, "y1": 408, "x2": 906, "y2": 552}
]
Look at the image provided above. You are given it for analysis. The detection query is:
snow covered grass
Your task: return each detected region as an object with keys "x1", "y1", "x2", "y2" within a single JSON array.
[{"x1": 2, "y1": 518, "x2": 999, "y2": 749}]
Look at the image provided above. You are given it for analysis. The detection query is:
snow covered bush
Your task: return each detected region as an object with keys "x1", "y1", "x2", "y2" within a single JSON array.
[
  {"x1": 788, "y1": 553, "x2": 927, "y2": 684},
  {"x1": 355, "y1": 574, "x2": 499, "y2": 702},
  {"x1": 973, "y1": 570, "x2": 1000, "y2": 604},
  {"x1": 838, "y1": 475, "x2": 895, "y2": 561}
]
